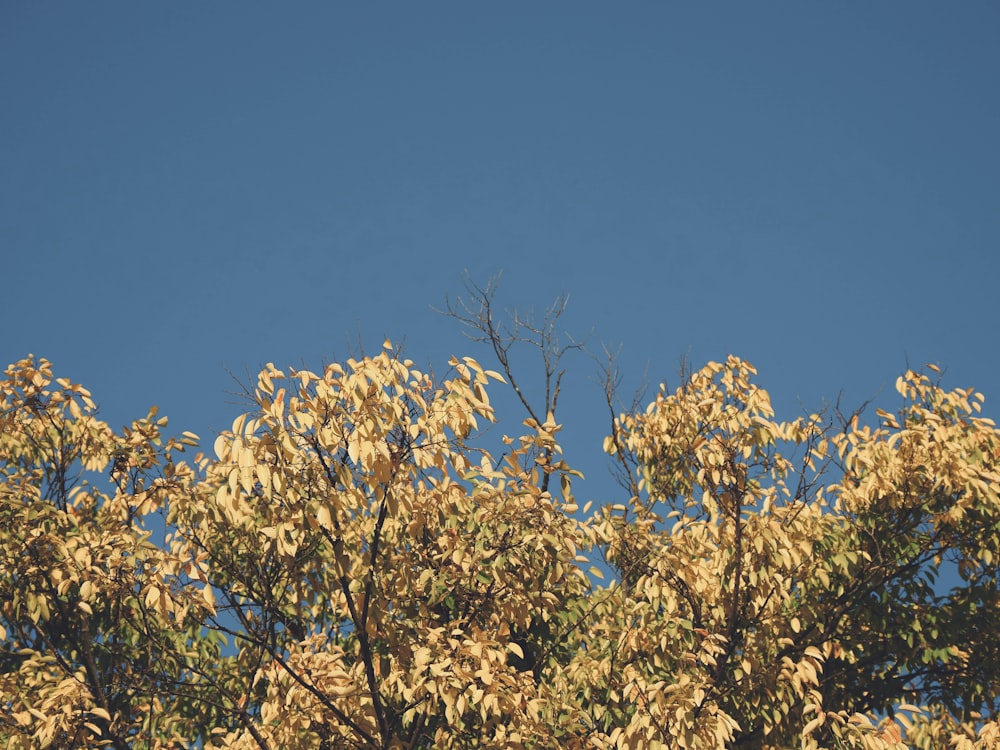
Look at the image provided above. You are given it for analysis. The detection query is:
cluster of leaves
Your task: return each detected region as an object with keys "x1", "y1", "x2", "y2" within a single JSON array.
[{"x1": 2, "y1": 327, "x2": 999, "y2": 747}]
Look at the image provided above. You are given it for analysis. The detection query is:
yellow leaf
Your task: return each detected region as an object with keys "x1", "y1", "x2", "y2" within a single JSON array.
[
  {"x1": 329, "y1": 682, "x2": 358, "y2": 696},
  {"x1": 256, "y1": 463, "x2": 271, "y2": 495},
  {"x1": 214, "y1": 434, "x2": 228, "y2": 460},
  {"x1": 414, "y1": 646, "x2": 433, "y2": 668},
  {"x1": 317, "y1": 504, "x2": 333, "y2": 530},
  {"x1": 802, "y1": 715, "x2": 824, "y2": 736},
  {"x1": 803, "y1": 645, "x2": 824, "y2": 660}
]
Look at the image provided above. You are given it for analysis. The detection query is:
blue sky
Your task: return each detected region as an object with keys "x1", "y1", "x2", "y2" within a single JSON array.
[{"x1": 2, "y1": 3, "x2": 998, "y2": 508}]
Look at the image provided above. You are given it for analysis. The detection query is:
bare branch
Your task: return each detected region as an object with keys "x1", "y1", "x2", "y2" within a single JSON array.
[
  {"x1": 595, "y1": 342, "x2": 646, "y2": 502},
  {"x1": 436, "y1": 271, "x2": 588, "y2": 492}
]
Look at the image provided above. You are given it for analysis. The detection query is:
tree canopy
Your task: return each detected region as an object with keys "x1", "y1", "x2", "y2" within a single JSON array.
[{"x1": 2, "y1": 291, "x2": 999, "y2": 749}]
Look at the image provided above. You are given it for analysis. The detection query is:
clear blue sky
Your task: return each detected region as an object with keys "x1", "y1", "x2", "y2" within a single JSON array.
[{"x1": 3, "y1": 3, "x2": 998, "y2": 507}]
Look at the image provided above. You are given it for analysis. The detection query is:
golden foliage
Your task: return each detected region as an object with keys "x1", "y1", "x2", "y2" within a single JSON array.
[{"x1": 2, "y1": 351, "x2": 999, "y2": 748}]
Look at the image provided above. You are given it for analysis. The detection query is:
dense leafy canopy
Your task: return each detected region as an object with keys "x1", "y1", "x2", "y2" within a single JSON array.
[{"x1": 2, "y1": 331, "x2": 999, "y2": 748}]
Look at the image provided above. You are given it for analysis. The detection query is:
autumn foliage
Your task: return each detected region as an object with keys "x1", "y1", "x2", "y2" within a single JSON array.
[{"x1": 2, "y1": 319, "x2": 999, "y2": 747}]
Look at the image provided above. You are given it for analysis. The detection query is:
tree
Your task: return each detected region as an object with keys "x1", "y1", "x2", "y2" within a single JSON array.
[
  {"x1": 0, "y1": 357, "x2": 219, "y2": 747},
  {"x1": 590, "y1": 356, "x2": 1000, "y2": 748},
  {"x1": 2, "y1": 287, "x2": 999, "y2": 749}
]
